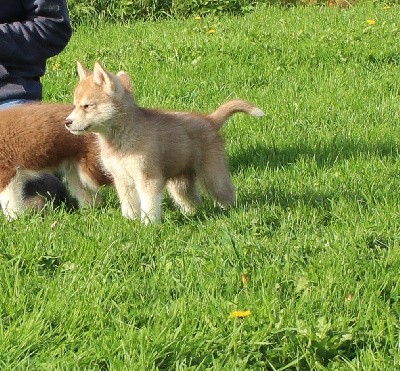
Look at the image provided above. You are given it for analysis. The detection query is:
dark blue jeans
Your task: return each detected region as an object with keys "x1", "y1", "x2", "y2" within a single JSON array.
[{"x1": 0, "y1": 99, "x2": 34, "y2": 110}]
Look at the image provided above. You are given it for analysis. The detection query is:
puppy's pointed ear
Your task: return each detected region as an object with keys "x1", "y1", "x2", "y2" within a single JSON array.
[
  {"x1": 117, "y1": 71, "x2": 133, "y2": 94},
  {"x1": 93, "y1": 62, "x2": 116, "y2": 94},
  {"x1": 77, "y1": 61, "x2": 91, "y2": 81}
]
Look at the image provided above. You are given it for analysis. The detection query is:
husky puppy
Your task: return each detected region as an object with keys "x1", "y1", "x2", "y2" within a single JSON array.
[{"x1": 66, "y1": 62, "x2": 264, "y2": 224}]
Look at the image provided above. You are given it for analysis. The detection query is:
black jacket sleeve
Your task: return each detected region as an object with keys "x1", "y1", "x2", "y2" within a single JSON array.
[{"x1": 0, "y1": 0, "x2": 72, "y2": 65}]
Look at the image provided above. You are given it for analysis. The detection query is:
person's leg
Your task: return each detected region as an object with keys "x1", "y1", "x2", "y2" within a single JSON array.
[{"x1": 0, "y1": 99, "x2": 35, "y2": 110}]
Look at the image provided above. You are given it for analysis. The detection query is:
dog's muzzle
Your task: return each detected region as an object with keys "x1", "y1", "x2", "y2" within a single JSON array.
[{"x1": 65, "y1": 118, "x2": 73, "y2": 129}]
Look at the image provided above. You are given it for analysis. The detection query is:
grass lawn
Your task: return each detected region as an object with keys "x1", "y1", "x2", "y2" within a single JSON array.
[{"x1": 1, "y1": 1, "x2": 400, "y2": 369}]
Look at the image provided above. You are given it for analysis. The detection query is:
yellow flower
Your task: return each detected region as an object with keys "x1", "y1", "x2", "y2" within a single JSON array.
[
  {"x1": 52, "y1": 63, "x2": 61, "y2": 71},
  {"x1": 367, "y1": 19, "x2": 376, "y2": 25},
  {"x1": 194, "y1": 15, "x2": 201, "y2": 20},
  {"x1": 383, "y1": 5, "x2": 390, "y2": 10},
  {"x1": 229, "y1": 310, "x2": 251, "y2": 319},
  {"x1": 208, "y1": 28, "x2": 216, "y2": 35}
]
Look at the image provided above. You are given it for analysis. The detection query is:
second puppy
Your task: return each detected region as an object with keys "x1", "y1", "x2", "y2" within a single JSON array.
[{"x1": 0, "y1": 103, "x2": 113, "y2": 219}]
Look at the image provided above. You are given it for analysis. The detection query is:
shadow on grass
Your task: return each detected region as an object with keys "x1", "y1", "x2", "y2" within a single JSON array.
[
  {"x1": 164, "y1": 188, "x2": 335, "y2": 227},
  {"x1": 9, "y1": 137, "x2": 396, "y2": 226},
  {"x1": 229, "y1": 136, "x2": 400, "y2": 172},
  {"x1": 240, "y1": 186, "x2": 334, "y2": 210}
]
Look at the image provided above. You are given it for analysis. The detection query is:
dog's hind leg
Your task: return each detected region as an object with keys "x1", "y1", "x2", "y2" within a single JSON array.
[
  {"x1": 200, "y1": 151, "x2": 235, "y2": 209},
  {"x1": 167, "y1": 174, "x2": 201, "y2": 214},
  {"x1": 0, "y1": 168, "x2": 32, "y2": 220}
]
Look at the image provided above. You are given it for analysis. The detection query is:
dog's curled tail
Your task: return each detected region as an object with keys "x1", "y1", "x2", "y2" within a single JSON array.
[{"x1": 207, "y1": 99, "x2": 264, "y2": 130}]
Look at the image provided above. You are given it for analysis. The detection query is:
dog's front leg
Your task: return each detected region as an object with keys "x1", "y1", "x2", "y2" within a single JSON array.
[
  {"x1": 135, "y1": 178, "x2": 164, "y2": 225},
  {"x1": 63, "y1": 164, "x2": 99, "y2": 207},
  {"x1": 113, "y1": 177, "x2": 140, "y2": 220},
  {"x1": 139, "y1": 192, "x2": 162, "y2": 225}
]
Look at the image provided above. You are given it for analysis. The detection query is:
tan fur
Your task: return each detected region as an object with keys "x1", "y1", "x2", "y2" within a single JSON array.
[
  {"x1": 0, "y1": 103, "x2": 112, "y2": 219},
  {"x1": 66, "y1": 62, "x2": 264, "y2": 224}
]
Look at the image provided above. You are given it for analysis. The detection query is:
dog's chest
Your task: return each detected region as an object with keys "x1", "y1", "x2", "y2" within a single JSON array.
[
  {"x1": 101, "y1": 151, "x2": 141, "y2": 180},
  {"x1": 98, "y1": 136, "x2": 150, "y2": 180}
]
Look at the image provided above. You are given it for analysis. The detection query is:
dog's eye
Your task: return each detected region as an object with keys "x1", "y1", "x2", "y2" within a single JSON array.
[{"x1": 82, "y1": 103, "x2": 94, "y2": 110}]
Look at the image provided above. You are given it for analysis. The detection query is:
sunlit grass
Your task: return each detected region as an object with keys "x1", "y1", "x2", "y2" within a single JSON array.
[{"x1": 1, "y1": 2, "x2": 400, "y2": 369}]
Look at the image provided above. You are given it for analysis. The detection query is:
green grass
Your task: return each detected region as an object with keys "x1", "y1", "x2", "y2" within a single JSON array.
[{"x1": 1, "y1": 2, "x2": 400, "y2": 369}]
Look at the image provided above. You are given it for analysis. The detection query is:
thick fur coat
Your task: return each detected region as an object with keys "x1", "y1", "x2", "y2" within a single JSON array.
[
  {"x1": 66, "y1": 62, "x2": 264, "y2": 224},
  {"x1": 0, "y1": 103, "x2": 112, "y2": 219}
]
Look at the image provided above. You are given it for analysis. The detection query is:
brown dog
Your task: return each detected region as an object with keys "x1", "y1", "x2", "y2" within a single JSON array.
[
  {"x1": 0, "y1": 103, "x2": 112, "y2": 219},
  {"x1": 66, "y1": 62, "x2": 264, "y2": 224}
]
